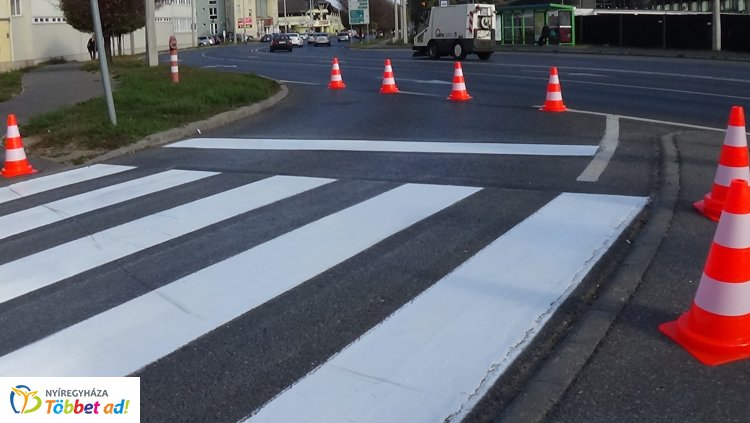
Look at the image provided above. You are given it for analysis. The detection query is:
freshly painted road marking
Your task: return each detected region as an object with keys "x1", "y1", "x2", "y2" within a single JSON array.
[
  {"x1": 0, "y1": 169, "x2": 216, "y2": 240},
  {"x1": 566, "y1": 108, "x2": 743, "y2": 134},
  {"x1": 245, "y1": 193, "x2": 648, "y2": 423},
  {"x1": 0, "y1": 175, "x2": 333, "y2": 305},
  {"x1": 0, "y1": 164, "x2": 133, "y2": 205},
  {"x1": 167, "y1": 138, "x2": 598, "y2": 157},
  {"x1": 578, "y1": 115, "x2": 620, "y2": 182},
  {"x1": 0, "y1": 183, "x2": 480, "y2": 376},
  {"x1": 277, "y1": 80, "x2": 321, "y2": 86}
]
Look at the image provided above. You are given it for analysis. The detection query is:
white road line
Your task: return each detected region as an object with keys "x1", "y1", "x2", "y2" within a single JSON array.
[
  {"x1": 0, "y1": 183, "x2": 480, "y2": 376},
  {"x1": 277, "y1": 79, "x2": 321, "y2": 86},
  {"x1": 167, "y1": 138, "x2": 598, "y2": 157},
  {"x1": 0, "y1": 169, "x2": 216, "y2": 240},
  {"x1": 245, "y1": 193, "x2": 648, "y2": 423},
  {"x1": 577, "y1": 115, "x2": 620, "y2": 182},
  {"x1": 0, "y1": 164, "x2": 133, "y2": 205},
  {"x1": 565, "y1": 107, "x2": 742, "y2": 133},
  {"x1": 0, "y1": 175, "x2": 333, "y2": 305}
]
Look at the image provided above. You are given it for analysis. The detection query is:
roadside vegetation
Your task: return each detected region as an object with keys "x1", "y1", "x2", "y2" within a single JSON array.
[
  {"x1": 21, "y1": 56, "x2": 278, "y2": 161},
  {"x1": 0, "y1": 70, "x2": 23, "y2": 102}
]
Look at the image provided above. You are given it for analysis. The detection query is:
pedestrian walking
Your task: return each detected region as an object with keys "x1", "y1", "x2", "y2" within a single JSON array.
[{"x1": 87, "y1": 35, "x2": 96, "y2": 60}]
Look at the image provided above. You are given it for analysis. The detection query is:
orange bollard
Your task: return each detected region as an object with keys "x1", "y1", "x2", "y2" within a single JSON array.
[
  {"x1": 694, "y1": 106, "x2": 750, "y2": 221},
  {"x1": 447, "y1": 62, "x2": 472, "y2": 101},
  {"x1": 661, "y1": 178, "x2": 750, "y2": 366},
  {"x1": 540, "y1": 67, "x2": 566, "y2": 112},
  {"x1": 169, "y1": 35, "x2": 179, "y2": 83},
  {"x1": 2, "y1": 114, "x2": 37, "y2": 178}
]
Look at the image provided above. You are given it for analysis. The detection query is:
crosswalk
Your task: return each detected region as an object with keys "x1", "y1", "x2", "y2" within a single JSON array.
[{"x1": 0, "y1": 163, "x2": 647, "y2": 422}]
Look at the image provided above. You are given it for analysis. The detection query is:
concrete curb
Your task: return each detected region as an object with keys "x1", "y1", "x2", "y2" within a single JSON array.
[
  {"x1": 86, "y1": 83, "x2": 289, "y2": 165},
  {"x1": 494, "y1": 134, "x2": 680, "y2": 423}
]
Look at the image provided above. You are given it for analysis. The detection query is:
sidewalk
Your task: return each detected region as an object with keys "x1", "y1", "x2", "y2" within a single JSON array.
[{"x1": 0, "y1": 62, "x2": 103, "y2": 125}]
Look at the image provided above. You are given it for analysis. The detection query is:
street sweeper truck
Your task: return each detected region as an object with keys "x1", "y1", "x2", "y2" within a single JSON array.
[{"x1": 412, "y1": 3, "x2": 496, "y2": 61}]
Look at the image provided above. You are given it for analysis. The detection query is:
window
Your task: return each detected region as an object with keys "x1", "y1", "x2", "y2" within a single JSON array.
[
  {"x1": 10, "y1": 0, "x2": 21, "y2": 16},
  {"x1": 174, "y1": 18, "x2": 192, "y2": 33},
  {"x1": 209, "y1": 7, "x2": 218, "y2": 19}
]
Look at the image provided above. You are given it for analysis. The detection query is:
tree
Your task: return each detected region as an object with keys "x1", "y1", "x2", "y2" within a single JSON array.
[{"x1": 59, "y1": 0, "x2": 162, "y2": 60}]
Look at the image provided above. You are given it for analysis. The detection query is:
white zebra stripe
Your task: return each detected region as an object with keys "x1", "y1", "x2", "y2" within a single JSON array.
[
  {"x1": 245, "y1": 193, "x2": 647, "y2": 423},
  {"x1": 0, "y1": 169, "x2": 216, "y2": 241},
  {"x1": 0, "y1": 175, "x2": 334, "y2": 305},
  {"x1": 166, "y1": 138, "x2": 598, "y2": 157},
  {"x1": 0, "y1": 165, "x2": 134, "y2": 205},
  {"x1": 0, "y1": 183, "x2": 480, "y2": 376}
]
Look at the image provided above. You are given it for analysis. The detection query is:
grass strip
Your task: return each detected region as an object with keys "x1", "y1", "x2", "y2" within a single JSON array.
[
  {"x1": 0, "y1": 70, "x2": 23, "y2": 102},
  {"x1": 23, "y1": 57, "x2": 279, "y2": 156}
]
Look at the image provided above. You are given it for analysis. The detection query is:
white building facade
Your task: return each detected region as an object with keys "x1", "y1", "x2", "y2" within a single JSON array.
[{"x1": 0, "y1": 0, "x2": 334, "y2": 72}]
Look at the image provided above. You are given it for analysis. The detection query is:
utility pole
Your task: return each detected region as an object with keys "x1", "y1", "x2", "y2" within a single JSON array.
[
  {"x1": 145, "y1": 0, "x2": 158, "y2": 66},
  {"x1": 283, "y1": 0, "x2": 288, "y2": 32},
  {"x1": 401, "y1": 0, "x2": 407, "y2": 44},
  {"x1": 90, "y1": 0, "x2": 116, "y2": 125},
  {"x1": 393, "y1": 0, "x2": 398, "y2": 43},
  {"x1": 712, "y1": 0, "x2": 721, "y2": 51}
]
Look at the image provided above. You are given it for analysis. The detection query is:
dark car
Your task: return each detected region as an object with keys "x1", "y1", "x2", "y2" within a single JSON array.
[
  {"x1": 269, "y1": 34, "x2": 293, "y2": 52},
  {"x1": 260, "y1": 33, "x2": 273, "y2": 42}
]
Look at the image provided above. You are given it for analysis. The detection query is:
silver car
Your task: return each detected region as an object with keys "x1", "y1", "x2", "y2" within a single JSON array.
[
  {"x1": 313, "y1": 33, "x2": 331, "y2": 46},
  {"x1": 286, "y1": 32, "x2": 303, "y2": 47}
]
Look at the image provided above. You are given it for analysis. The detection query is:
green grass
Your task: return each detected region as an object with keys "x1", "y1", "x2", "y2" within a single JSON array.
[
  {"x1": 23, "y1": 56, "x2": 279, "y2": 155},
  {"x1": 0, "y1": 70, "x2": 23, "y2": 102}
]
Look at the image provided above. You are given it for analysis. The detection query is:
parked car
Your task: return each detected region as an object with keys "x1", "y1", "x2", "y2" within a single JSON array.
[
  {"x1": 337, "y1": 31, "x2": 350, "y2": 42},
  {"x1": 197, "y1": 36, "x2": 213, "y2": 46},
  {"x1": 286, "y1": 32, "x2": 303, "y2": 47},
  {"x1": 307, "y1": 33, "x2": 317, "y2": 44},
  {"x1": 313, "y1": 33, "x2": 331, "y2": 46},
  {"x1": 260, "y1": 33, "x2": 273, "y2": 42},
  {"x1": 269, "y1": 34, "x2": 293, "y2": 52}
]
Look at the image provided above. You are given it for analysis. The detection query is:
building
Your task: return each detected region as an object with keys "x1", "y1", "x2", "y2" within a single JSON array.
[
  {"x1": 0, "y1": 0, "x2": 333, "y2": 72},
  {"x1": 276, "y1": 0, "x2": 345, "y2": 34},
  {"x1": 498, "y1": 0, "x2": 750, "y2": 51},
  {"x1": 1, "y1": 0, "x2": 195, "y2": 71}
]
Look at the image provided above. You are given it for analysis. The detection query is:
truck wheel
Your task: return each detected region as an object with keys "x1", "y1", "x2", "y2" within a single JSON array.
[
  {"x1": 452, "y1": 41, "x2": 467, "y2": 60},
  {"x1": 478, "y1": 52, "x2": 492, "y2": 61},
  {"x1": 428, "y1": 41, "x2": 439, "y2": 59}
]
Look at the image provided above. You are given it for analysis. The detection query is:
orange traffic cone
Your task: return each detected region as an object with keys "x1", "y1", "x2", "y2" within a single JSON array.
[
  {"x1": 660, "y1": 178, "x2": 750, "y2": 366},
  {"x1": 328, "y1": 57, "x2": 346, "y2": 90},
  {"x1": 380, "y1": 59, "x2": 399, "y2": 94},
  {"x1": 693, "y1": 106, "x2": 750, "y2": 221},
  {"x1": 447, "y1": 62, "x2": 472, "y2": 102},
  {"x1": 2, "y1": 114, "x2": 37, "y2": 178},
  {"x1": 540, "y1": 67, "x2": 566, "y2": 112}
]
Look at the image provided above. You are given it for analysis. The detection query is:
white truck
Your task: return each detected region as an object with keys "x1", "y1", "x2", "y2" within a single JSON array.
[{"x1": 413, "y1": 3, "x2": 496, "y2": 61}]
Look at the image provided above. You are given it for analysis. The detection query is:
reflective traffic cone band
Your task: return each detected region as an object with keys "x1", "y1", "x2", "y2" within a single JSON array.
[
  {"x1": 660, "y1": 178, "x2": 750, "y2": 366},
  {"x1": 2, "y1": 114, "x2": 37, "y2": 178},
  {"x1": 328, "y1": 57, "x2": 346, "y2": 90},
  {"x1": 380, "y1": 59, "x2": 399, "y2": 94},
  {"x1": 694, "y1": 106, "x2": 750, "y2": 221},
  {"x1": 540, "y1": 67, "x2": 566, "y2": 112},
  {"x1": 447, "y1": 62, "x2": 471, "y2": 101}
]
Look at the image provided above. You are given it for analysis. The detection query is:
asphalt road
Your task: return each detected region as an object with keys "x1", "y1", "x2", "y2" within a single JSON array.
[{"x1": 2, "y1": 43, "x2": 749, "y2": 422}]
